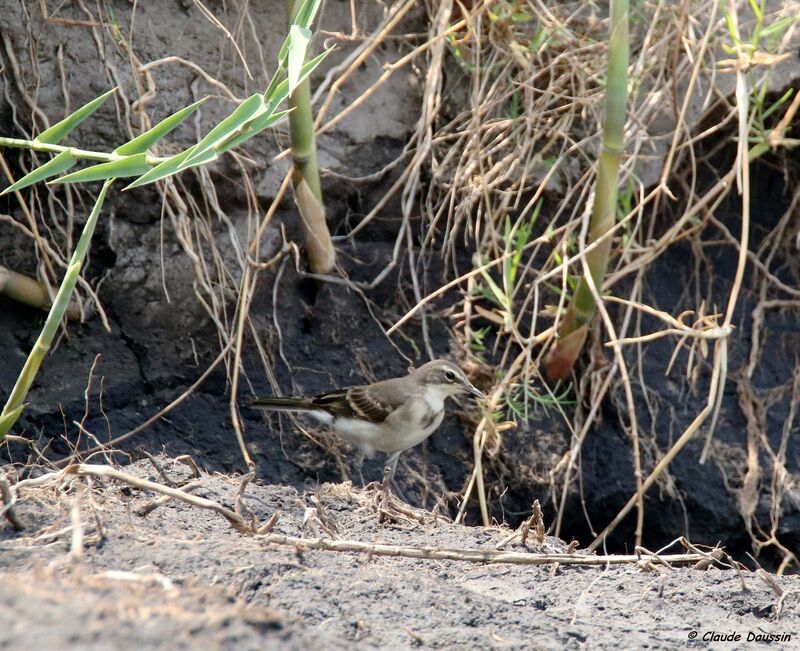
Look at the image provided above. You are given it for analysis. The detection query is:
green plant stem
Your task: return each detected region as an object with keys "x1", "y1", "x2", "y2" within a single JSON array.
[
  {"x1": 0, "y1": 136, "x2": 168, "y2": 165},
  {"x1": 285, "y1": 0, "x2": 335, "y2": 274},
  {"x1": 0, "y1": 179, "x2": 113, "y2": 440},
  {"x1": 568, "y1": 0, "x2": 628, "y2": 329},
  {"x1": 285, "y1": 68, "x2": 322, "y2": 201},
  {"x1": 546, "y1": 0, "x2": 628, "y2": 380}
]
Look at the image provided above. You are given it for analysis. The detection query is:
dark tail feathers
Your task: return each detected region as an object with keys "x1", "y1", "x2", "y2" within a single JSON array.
[{"x1": 249, "y1": 396, "x2": 316, "y2": 412}]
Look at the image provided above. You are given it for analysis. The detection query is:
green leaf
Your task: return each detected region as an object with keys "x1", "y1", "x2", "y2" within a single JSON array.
[
  {"x1": 265, "y1": 49, "x2": 330, "y2": 113},
  {"x1": 288, "y1": 25, "x2": 312, "y2": 94},
  {"x1": 748, "y1": 141, "x2": 770, "y2": 160},
  {"x1": 123, "y1": 148, "x2": 193, "y2": 189},
  {"x1": 34, "y1": 88, "x2": 117, "y2": 145},
  {"x1": 747, "y1": 0, "x2": 763, "y2": 22},
  {"x1": 121, "y1": 44, "x2": 328, "y2": 191},
  {"x1": 51, "y1": 153, "x2": 150, "y2": 184},
  {"x1": 180, "y1": 49, "x2": 327, "y2": 169},
  {"x1": 263, "y1": 66, "x2": 283, "y2": 101},
  {"x1": 294, "y1": 0, "x2": 322, "y2": 30},
  {"x1": 480, "y1": 268, "x2": 509, "y2": 310},
  {"x1": 180, "y1": 93, "x2": 265, "y2": 168},
  {"x1": 114, "y1": 98, "x2": 207, "y2": 156},
  {"x1": 1, "y1": 150, "x2": 77, "y2": 195},
  {"x1": 278, "y1": 0, "x2": 322, "y2": 67},
  {"x1": 502, "y1": 216, "x2": 512, "y2": 287},
  {"x1": 761, "y1": 88, "x2": 793, "y2": 120},
  {"x1": 214, "y1": 109, "x2": 292, "y2": 153},
  {"x1": 723, "y1": 11, "x2": 739, "y2": 42},
  {"x1": 176, "y1": 147, "x2": 218, "y2": 170},
  {"x1": 123, "y1": 146, "x2": 218, "y2": 190},
  {"x1": 761, "y1": 16, "x2": 795, "y2": 38}
]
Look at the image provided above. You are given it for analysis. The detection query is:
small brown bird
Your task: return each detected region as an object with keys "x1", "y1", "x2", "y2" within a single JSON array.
[{"x1": 251, "y1": 359, "x2": 485, "y2": 484}]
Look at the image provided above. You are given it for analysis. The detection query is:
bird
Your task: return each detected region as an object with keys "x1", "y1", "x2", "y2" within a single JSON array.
[{"x1": 250, "y1": 359, "x2": 485, "y2": 491}]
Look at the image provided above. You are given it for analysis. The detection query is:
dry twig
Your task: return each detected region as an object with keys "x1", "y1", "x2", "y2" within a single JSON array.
[{"x1": 258, "y1": 533, "x2": 709, "y2": 567}]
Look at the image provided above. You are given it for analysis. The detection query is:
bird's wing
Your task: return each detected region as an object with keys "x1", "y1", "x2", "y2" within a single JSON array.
[
  {"x1": 346, "y1": 383, "x2": 404, "y2": 422},
  {"x1": 310, "y1": 378, "x2": 407, "y2": 423},
  {"x1": 309, "y1": 390, "x2": 357, "y2": 418}
]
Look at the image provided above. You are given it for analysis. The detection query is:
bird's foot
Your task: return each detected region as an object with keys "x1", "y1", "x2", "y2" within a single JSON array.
[{"x1": 374, "y1": 465, "x2": 426, "y2": 525}]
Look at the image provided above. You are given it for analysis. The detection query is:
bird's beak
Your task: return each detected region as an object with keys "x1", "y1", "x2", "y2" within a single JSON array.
[{"x1": 466, "y1": 383, "x2": 486, "y2": 400}]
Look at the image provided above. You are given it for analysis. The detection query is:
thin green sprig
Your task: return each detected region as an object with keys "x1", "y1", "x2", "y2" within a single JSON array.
[{"x1": 0, "y1": 180, "x2": 113, "y2": 437}]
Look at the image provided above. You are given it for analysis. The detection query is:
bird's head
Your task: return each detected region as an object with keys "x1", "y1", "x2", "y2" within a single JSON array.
[{"x1": 416, "y1": 359, "x2": 486, "y2": 400}]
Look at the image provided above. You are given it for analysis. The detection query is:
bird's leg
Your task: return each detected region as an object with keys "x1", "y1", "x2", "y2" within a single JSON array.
[
  {"x1": 384, "y1": 451, "x2": 409, "y2": 502},
  {"x1": 385, "y1": 451, "x2": 400, "y2": 483},
  {"x1": 379, "y1": 463, "x2": 392, "y2": 518},
  {"x1": 378, "y1": 452, "x2": 405, "y2": 523},
  {"x1": 381, "y1": 451, "x2": 399, "y2": 506}
]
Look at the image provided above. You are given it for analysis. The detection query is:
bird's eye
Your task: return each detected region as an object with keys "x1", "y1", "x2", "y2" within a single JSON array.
[{"x1": 444, "y1": 370, "x2": 456, "y2": 382}]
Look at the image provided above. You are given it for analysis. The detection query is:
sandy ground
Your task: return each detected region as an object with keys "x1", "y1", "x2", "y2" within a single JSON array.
[{"x1": 1, "y1": 457, "x2": 798, "y2": 650}]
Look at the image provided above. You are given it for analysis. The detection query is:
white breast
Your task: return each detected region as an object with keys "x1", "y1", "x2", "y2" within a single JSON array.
[
  {"x1": 377, "y1": 391, "x2": 446, "y2": 454},
  {"x1": 422, "y1": 385, "x2": 449, "y2": 413}
]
